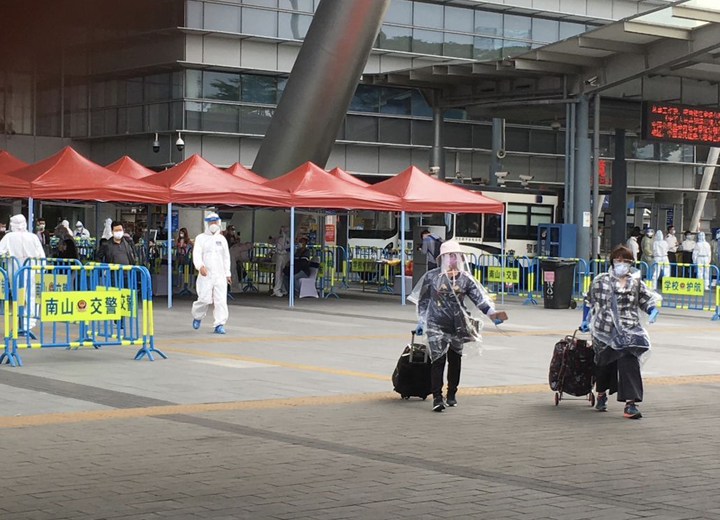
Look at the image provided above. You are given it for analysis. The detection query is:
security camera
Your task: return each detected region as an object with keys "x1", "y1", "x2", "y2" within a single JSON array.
[
  {"x1": 152, "y1": 133, "x2": 160, "y2": 154},
  {"x1": 175, "y1": 133, "x2": 185, "y2": 152},
  {"x1": 585, "y1": 76, "x2": 598, "y2": 86},
  {"x1": 550, "y1": 120, "x2": 561, "y2": 131},
  {"x1": 496, "y1": 149, "x2": 506, "y2": 159},
  {"x1": 494, "y1": 171, "x2": 508, "y2": 186},
  {"x1": 519, "y1": 174, "x2": 533, "y2": 188}
]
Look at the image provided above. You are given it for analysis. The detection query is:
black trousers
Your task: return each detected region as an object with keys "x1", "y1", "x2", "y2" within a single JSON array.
[
  {"x1": 595, "y1": 354, "x2": 643, "y2": 403},
  {"x1": 431, "y1": 348, "x2": 462, "y2": 398}
]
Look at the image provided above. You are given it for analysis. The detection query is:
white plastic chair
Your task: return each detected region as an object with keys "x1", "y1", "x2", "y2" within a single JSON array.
[{"x1": 299, "y1": 267, "x2": 319, "y2": 298}]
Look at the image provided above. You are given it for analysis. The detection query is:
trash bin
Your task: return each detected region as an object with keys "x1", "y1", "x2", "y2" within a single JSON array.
[{"x1": 541, "y1": 260, "x2": 577, "y2": 309}]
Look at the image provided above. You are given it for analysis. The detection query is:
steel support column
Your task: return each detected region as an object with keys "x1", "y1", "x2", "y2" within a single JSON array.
[
  {"x1": 431, "y1": 106, "x2": 446, "y2": 180},
  {"x1": 573, "y1": 95, "x2": 591, "y2": 261},
  {"x1": 610, "y1": 128, "x2": 627, "y2": 249},
  {"x1": 690, "y1": 147, "x2": 720, "y2": 232},
  {"x1": 488, "y1": 118, "x2": 504, "y2": 187},
  {"x1": 252, "y1": 0, "x2": 391, "y2": 178},
  {"x1": 592, "y1": 94, "x2": 601, "y2": 258}
]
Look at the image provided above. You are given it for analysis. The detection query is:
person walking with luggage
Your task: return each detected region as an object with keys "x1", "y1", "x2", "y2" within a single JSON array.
[
  {"x1": 410, "y1": 240, "x2": 506, "y2": 412},
  {"x1": 579, "y1": 245, "x2": 660, "y2": 419}
]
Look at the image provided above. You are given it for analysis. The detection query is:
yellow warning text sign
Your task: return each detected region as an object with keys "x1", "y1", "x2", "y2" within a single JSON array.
[
  {"x1": 661, "y1": 277, "x2": 704, "y2": 296},
  {"x1": 41, "y1": 290, "x2": 133, "y2": 322},
  {"x1": 486, "y1": 267, "x2": 520, "y2": 284}
]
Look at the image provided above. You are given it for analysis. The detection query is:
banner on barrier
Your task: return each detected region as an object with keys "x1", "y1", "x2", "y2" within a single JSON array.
[
  {"x1": 661, "y1": 277, "x2": 704, "y2": 296},
  {"x1": 41, "y1": 290, "x2": 133, "y2": 322},
  {"x1": 487, "y1": 267, "x2": 520, "y2": 284}
]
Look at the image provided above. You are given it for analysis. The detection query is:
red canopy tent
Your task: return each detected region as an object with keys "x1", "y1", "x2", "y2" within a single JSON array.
[
  {"x1": 226, "y1": 163, "x2": 268, "y2": 185},
  {"x1": 7, "y1": 147, "x2": 165, "y2": 203},
  {"x1": 369, "y1": 166, "x2": 503, "y2": 214},
  {"x1": 143, "y1": 154, "x2": 288, "y2": 207},
  {"x1": 0, "y1": 150, "x2": 28, "y2": 174},
  {"x1": 106, "y1": 156, "x2": 155, "y2": 180},
  {"x1": 264, "y1": 161, "x2": 399, "y2": 211},
  {"x1": 327, "y1": 167, "x2": 370, "y2": 188}
]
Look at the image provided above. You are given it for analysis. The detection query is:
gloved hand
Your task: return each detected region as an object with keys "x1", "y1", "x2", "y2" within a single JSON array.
[
  {"x1": 648, "y1": 308, "x2": 659, "y2": 324},
  {"x1": 493, "y1": 317, "x2": 504, "y2": 325},
  {"x1": 414, "y1": 324, "x2": 423, "y2": 336},
  {"x1": 579, "y1": 321, "x2": 590, "y2": 333}
]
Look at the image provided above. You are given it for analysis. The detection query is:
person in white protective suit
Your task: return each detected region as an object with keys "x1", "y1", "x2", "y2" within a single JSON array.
[
  {"x1": 61, "y1": 219, "x2": 72, "y2": 236},
  {"x1": 272, "y1": 225, "x2": 291, "y2": 297},
  {"x1": 191, "y1": 213, "x2": 231, "y2": 334},
  {"x1": 0, "y1": 215, "x2": 46, "y2": 335},
  {"x1": 651, "y1": 230, "x2": 670, "y2": 289},
  {"x1": 101, "y1": 218, "x2": 113, "y2": 240},
  {"x1": 74, "y1": 221, "x2": 90, "y2": 238},
  {"x1": 693, "y1": 232, "x2": 712, "y2": 291},
  {"x1": 409, "y1": 240, "x2": 507, "y2": 412}
]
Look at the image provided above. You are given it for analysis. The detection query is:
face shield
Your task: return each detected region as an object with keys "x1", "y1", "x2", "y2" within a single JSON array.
[{"x1": 10, "y1": 214, "x2": 27, "y2": 233}]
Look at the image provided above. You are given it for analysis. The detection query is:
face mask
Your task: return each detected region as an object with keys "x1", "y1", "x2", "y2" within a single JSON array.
[
  {"x1": 613, "y1": 262, "x2": 630, "y2": 276},
  {"x1": 686, "y1": 235, "x2": 692, "y2": 240},
  {"x1": 179, "y1": 233, "x2": 185, "y2": 238},
  {"x1": 113, "y1": 231, "x2": 124, "y2": 240},
  {"x1": 669, "y1": 230, "x2": 675, "y2": 235},
  {"x1": 38, "y1": 225, "x2": 45, "y2": 231},
  {"x1": 209, "y1": 224, "x2": 220, "y2": 234},
  {"x1": 646, "y1": 233, "x2": 654, "y2": 238}
]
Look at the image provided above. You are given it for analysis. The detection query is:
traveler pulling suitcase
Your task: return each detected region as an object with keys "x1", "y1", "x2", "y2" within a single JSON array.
[
  {"x1": 548, "y1": 330, "x2": 595, "y2": 406},
  {"x1": 392, "y1": 332, "x2": 432, "y2": 400}
]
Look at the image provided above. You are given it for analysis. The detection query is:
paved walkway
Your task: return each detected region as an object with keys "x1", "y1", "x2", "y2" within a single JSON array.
[{"x1": 2, "y1": 291, "x2": 720, "y2": 519}]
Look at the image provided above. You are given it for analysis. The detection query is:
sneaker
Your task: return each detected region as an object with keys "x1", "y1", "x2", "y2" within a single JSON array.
[
  {"x1": 595, "y1": 394, "x2": 608, "y2": 412},
  {"x1": 623, "y1": 402, "x2": 642, "y2": 419},
  {"x1": 432, "y1": 396, "x2": 446, "y2": 412},
  {"x1": 214, "y1": 325, "x2": 226, "y2": 335},
  {"x1": 192, "y1": 319, "x2": 201, "y2": 330},
  {"x1": 446, "y1": 393, "x2": 458, "y2": 407}
]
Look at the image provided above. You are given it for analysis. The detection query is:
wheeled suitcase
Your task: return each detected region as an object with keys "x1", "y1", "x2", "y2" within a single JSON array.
[
  {"x1": 549, "y1": 331, "x2": 595, "y2": 406},
  {"x1": 392, "y1": 333, "x2": 432, "y2": 400}
]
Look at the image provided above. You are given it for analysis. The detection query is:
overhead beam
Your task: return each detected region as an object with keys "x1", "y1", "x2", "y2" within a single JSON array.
[
  {"x1": 577, "y1": 36, "x2": 646, "y2": 55},
  {"x1": 623, "y1": 21, "x2": 692, "y2": 41},
  {"x1": 672, "y1": 5, "x2": 720, "y2": 25},
  {"x1": 534, "y1": 50, "x2": 604, "y2": 68},
  {"x1": 508, "y1": 58, "x2": 581, "y2": 75}
]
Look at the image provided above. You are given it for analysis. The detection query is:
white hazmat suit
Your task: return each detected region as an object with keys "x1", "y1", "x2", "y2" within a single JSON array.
[
  {"x1": 0, "y1": 215, "x2": 46, "y2": 330},
  {"x1": 75, "y1": 221, "x2": 90, "y2": 238},
  {"x1": 651, "y1": 230, "x2": 670, "y2": 288},
  {"x1": 272, "y1": 226, "x2": 291, "y2": 297},
  {"x1": 693, "y1": 232, "x2": 712, "y2": 290},
  {"x1": 192, "y1": 215, "x2": 231, "y2": 328},
  {"x1": 101, "y1": 218, "x2": 113, "y2": 240}
]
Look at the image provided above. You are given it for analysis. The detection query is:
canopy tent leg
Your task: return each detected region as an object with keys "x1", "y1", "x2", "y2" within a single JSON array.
[
  {"x1": 28, "y1": 197, "x2": 34, "y2": 231},
  {"x1": 251, "y1": 208, "x2": 256, "y2": 244},
  {"x1": 167, "y1": 202, "x2": 173, "y2": 309},
  {"x1": 400, "y1": 211, "x2": 406, "y2": 306},
  {"x1": 500, "y1": 211, "x2": 505, "y2": 305},
  {"x1": 289, "y1": 207, "x2": 295, "y2": 308}
]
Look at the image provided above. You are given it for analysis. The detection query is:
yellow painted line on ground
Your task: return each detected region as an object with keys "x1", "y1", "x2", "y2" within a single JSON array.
[{"x1": 2, "y1": 374, "x2": 720, "y2": 430}]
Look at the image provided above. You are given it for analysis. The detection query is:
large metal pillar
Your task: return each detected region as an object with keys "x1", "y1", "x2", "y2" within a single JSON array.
[
  {"x1": 568, "y1": 103, "x2": 576, "y2": 224},
  {"x1": 610, "y1": 128, "x2": 627, "y2": 249},
  {"x1": 431, "y1": 106, "x2": 446, "y2": 180},
  {"x1": 690, "y1": 147, "x2": 720, "y2": 232},
  {"x1": 592, "y1": 94, "x2": 601, "y2": 258},
  {"x1": 573, "y1": 95, "x2": 591, "y2": 261},
  {"x1": 252, "y1": 0, "x2": 391, "y2": 178},
  {"x1": 488, "y1": 118, "x2": 504, "y2": 187}
]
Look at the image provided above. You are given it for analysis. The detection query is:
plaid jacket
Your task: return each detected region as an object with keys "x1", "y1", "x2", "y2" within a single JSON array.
[{"x1": 585, "y1": 272, "x2": 659, "y2": 342}]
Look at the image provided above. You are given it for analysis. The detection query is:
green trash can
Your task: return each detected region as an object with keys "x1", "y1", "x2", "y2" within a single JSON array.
[{"x1": 541, "y1": 260, "x2": 577, "y2": 309}]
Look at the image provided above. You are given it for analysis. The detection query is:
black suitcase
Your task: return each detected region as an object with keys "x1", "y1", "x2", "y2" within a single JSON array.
[
  {"x1": 549, "y1": 332, "x2": 595, "y2": 406},
  {"x1": 392, "y1": 334, "x2": 432, "y2": 400}
]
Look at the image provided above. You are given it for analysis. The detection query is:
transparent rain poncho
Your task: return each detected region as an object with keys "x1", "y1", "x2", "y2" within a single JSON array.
[
  {"x1": 408, "y1": 251, "x2": 494, "y2": 362},
  {"x1": 585, "y1": 265, "x2": 661, "y2": 364}
]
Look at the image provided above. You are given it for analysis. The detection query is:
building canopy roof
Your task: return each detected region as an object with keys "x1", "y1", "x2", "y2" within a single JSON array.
[
  {"x1": 264, "y1": 162, "x2": 400, "y2": 211},
  {"x1": 225, "y1": 163, "x2": 269, "y2": 184},
  {"x1": 370, "y1": 166, "x2": 504, "y2": 214},
  {"x1": 8, "y1": 147, "x2": 165, "y2": 203},
  {"x1": 106, "y1": 156, "x2": 155, "y2": 180}
]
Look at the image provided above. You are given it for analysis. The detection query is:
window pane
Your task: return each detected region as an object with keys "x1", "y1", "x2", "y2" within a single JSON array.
[
  {"x1": 172, "y1": 71, "x2": 183, "y2": 99},
  {"x1": 91, "y1": 109, "x2": 104, "y2": 136},
  {"x1": 559, "y1": 21, "x2": 585, "y2": 39},
  {"x1": 532, "y1": 18, "x2": 558, "y2": 43},
  {"x1": 278, "y1": 12, "x2": 312, "y2": 40},
  {"x1": 384, "y1": 0, "x2": 412, "y2": 24},
  {"x1": 413, "y1": 29, "x2": 443, "y2": 55},
  {"x1": 243, "y1": 0, "x2": 277, "y2": 6},
  {"x1": 445, "y1": 6, "x2": 473, "y2": 33},
  {"x1": 413, "y1": 2, "x2": 443, "y2": 29},
  {"x1": 412, "y1": 119, "x2": 433, "y2": 146},
  {"x1": 446, "y1": 108, "x2": 467, "y2": 121},
  {"x1": 186, "y1": 101, "x2": 203, "y2": 131},
  {"x1": 346, "y1": 115, "x2": 378, "y2": 142},
  {"x1": 186, "y1": 70, "x2": 202, "y2": 98},
  {"x1": 144, "y1": 73, "x2": 170, "y2": 102},
  {"x1": 242, "y1": 8, "x2": 278, "y2": 37},
  {"x1": 446, "y1": 123, "x2": 472, "y2": 148},
  {"x1": 444, "y1": 32, "x2": 473, "y2": 58},
  {"x1": 127, "y1": 77, "x2": 143, "y2": 104},
  {"x1": 377, "y1": 25, "x2": 411, "y2": 52},
  {"x1": 204, "y1": 71, "x2": 241, "y2": 101},
  {"x1": 127, "y1": 106, "x2": 143, "y2": 133},
  {"x1": 475, "y1": 10, "x2": 502, "y2": 37},
  {"x1": 203, "y1": 103, "x2": 240, "y2": 133},
  {"x1": 241, "y1": 75, "x2": 277, "y2": 104},
  {"x1": 378, "y1": 118, "x2": 410, "y2": 144},
  {"x1": 379, "y1": 88, "x2": 411, "y2": 115},
  {"x1": 529, "y1": 130, "x2": 557, "y2": 153},
  {"x1": 350, "y1": 85, "x2": 379, "y2": 113},
  {"x1": 186, "y1": 0, "x2": 203, "y2": 28},
  {"x1": 411, "y1": 90, "x2": 432, "y2": 118},
  {"x1": 504, "y1": 14, "x2": 531, "y2": 40},
  {"x1": 507, "y1": 127, "x2": 529, "y2": 151},
  {"x1": 278, "y1": 0, "x2": 313, "y2": 12},
  {"x1": 472, "y1": 124, "x2": 491, "y2": 148},
  {"x1": 146, "y1": 103, "x2": 169, "y2": 132},
  {"x1": 473, "y1": 37, "x2": 502, "y2": 60},
  {"x1": 277, "y1": 77, "x2": 287, "y2": 102},
  {"x1": 503, "y1": 40, "x2": 531, "y2": 58},
  {"x1": 205, "y1": 3, "x2": 240, "y2": 33},
  {"x1": 484, "y1": 214, "x2": 501, "y2": 241},
  {"x1": 241, "y1": 106, "x2": 274, "y2": 134},
  {"x1": 104, "y1": 108, "x2": 118, "y2": 135}
]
